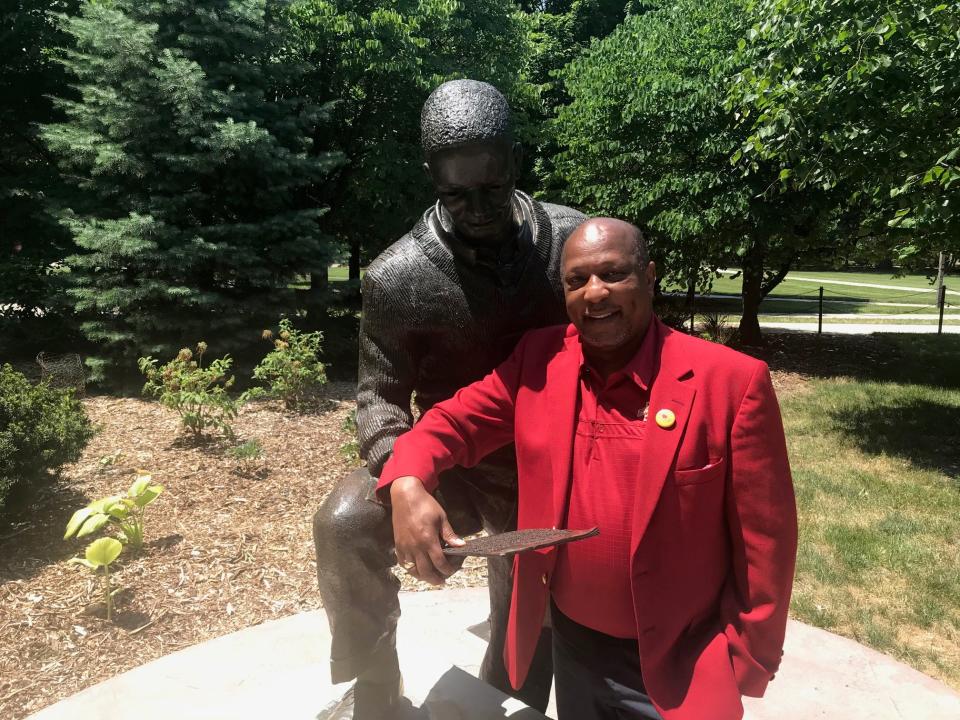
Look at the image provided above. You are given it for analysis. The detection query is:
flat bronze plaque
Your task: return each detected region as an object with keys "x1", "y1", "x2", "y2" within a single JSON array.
[{"x1": 442, "y1": 527, "x2": 599, "y2": 557}]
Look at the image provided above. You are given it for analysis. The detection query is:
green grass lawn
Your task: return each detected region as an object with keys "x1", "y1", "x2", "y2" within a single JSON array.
[
  {"x1": 328, "y1": 265, "x2": 363, "y2": 282},
  {"x1": 777, "y1": 335, "x2": 960, "y2": 687}
]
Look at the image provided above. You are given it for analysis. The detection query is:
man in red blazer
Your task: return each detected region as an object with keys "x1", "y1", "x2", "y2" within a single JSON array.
[{"x1": 379, "y1": 218, "x2": 797, "y2": 720}]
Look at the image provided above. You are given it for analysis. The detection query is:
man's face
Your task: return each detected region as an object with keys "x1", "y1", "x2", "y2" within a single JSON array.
[
  {"x1": 425, "y1": 142, "x2": 518, "y2": 245},
  {"x1": 562, "y1": 224, "x2": 656, "y2": 366}
]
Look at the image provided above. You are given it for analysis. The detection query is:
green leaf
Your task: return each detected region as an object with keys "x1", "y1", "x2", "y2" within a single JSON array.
[
  {"x1": 65, "y1": 507, "x2": 94, "y2": 539},
  {"x1": 106, "y1": 501, "x2": 130, "y2": 520},
  {"x1": 129, "y1": 473, "x2": 152, "y2": 497},
  {"x1": 84, "y1": 537, "x2": 122, "y2": 568},
  {"x1": 77, "y1": 513, "x2": 110, "y2": 538},
  {"x1": 68, "y1": 557, "x2": 96, "y2": 570},
  {"x1": 132, "y1": 486, "x2": 163, "y2": 508}
]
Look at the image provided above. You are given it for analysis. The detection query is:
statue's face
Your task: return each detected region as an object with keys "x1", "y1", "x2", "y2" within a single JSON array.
[{"x1": 425, "y1": 141, "x2": 518, "y2": 245}]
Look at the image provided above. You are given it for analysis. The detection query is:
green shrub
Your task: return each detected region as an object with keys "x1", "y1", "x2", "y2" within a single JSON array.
[
  {"x1": 138, "y1": 342, "x2": 238, "y2": 440},
  {"x1": 247, "y1": 319, "x2": 327, "y2": 410},
  {"x1": 227, "y1": 439, "x2": 264, "y2": 476},
  {"x1": 0, "y1": 364, "x2": 95, "y2": 511}
]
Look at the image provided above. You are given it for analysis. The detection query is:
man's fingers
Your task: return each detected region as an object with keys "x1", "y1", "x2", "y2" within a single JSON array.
[
  {"x1": 413, "y1": 553, "x2": 447, "y2": 586},
  {"x1": 440, "y1": 517, "x2": 465, "y2": 547},
  {"x1": 428, "y1": 543, "x2": 458, "y2": 579}
]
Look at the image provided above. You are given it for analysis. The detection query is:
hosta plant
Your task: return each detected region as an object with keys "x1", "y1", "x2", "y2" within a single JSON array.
[
  {"x1": 64, "y1": 471, "x2": 164, "y2": 550},
  {"x1": 69, "y1": 537, "x2": 123, "y2": 620}
]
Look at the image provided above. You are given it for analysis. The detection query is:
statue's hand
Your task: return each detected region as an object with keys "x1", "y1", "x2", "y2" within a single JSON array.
[{"x1": 390, "y1": 476, "x2": 465, "y2": 585}]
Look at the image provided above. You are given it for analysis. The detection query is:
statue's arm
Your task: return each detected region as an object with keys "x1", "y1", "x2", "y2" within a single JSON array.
[{"x1": 355, "y1": 269, "x2": 419, "y2": 477}]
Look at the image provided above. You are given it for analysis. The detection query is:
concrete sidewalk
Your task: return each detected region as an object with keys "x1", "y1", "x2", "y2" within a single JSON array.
[
  {"x1": 761, "y1": 321, "x2": 960, "y2": 334},
  {"x1": 26, "y1": 588, "x2": 960, "y2": 720}
]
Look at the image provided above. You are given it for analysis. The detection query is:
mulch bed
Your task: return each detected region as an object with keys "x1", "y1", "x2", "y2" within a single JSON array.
[
  {"x1": 0, "y1": 383, "x2": 486, "y2": 719},
  {"x1": 0, "y1": 331, "x2": 847, "y2": 718}
]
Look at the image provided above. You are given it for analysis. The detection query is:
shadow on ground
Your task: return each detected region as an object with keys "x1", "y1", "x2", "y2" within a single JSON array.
[
  {"x1": 745, "y1": 333, "x2": 960, "y2": 389},
  {"x1": 0, "y1": 477, "x2": 91, "y2": 583},
  {"x1": 827, "y1": 398, "x2": 960, "y2": 480}
]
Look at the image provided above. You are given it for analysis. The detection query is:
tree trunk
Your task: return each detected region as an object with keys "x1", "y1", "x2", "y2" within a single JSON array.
[
  {"x1": 304, "y1": 270, "x2": 328, "y2": 329},
  {"x1": 739, "y1": 242, "x2": 765, "y2": 346},
  {"x1": 349, "y1": 240, "x2": 361, "y2": 281}
]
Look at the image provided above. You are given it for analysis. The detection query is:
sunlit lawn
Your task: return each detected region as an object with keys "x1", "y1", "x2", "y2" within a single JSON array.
[{"x1": 780, "y1": 335, "x2": 960, "y2": 687}]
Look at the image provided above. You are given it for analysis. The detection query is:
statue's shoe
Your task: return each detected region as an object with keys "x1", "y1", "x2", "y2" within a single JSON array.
[{"x1": 318, "y1": 679, "x2": 429, "y2": 720}]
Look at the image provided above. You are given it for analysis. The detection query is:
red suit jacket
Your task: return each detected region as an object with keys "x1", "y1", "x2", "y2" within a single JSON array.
[{"x1": 379, "y1": 318, "x2": 798, "y2": 720}]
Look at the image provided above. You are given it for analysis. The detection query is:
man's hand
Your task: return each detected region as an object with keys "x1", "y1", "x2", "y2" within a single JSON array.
[{"x1": 390, "y1": 475, "x2": 466, "y2": 585}]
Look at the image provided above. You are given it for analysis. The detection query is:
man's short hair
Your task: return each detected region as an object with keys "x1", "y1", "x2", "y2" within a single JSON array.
[
  {"x1": 630, "y1": 226, "x2": 650, "y2": 270},
  {"x1": 421, "y1": 79, "x2": 512, "y2": 159}
]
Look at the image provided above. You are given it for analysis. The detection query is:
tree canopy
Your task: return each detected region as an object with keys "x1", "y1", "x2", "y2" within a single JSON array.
[
  {"x1": 286, "y1": 0, "x2": 540, "y2": 276},
  {"x1": 551, "y1": 0, "x2": 832, "y2": 342},
  {"x1": 731, "y1": 0, "x2": 960, "y2": 265}
]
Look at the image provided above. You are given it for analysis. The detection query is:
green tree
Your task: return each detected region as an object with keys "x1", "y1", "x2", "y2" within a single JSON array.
[
  {"x1": 0, "y1": 1, "x2": 79, "y2": 349},
  {"x1": 286, "y1": 0, "x2": 538, "y2": 281},
  {"x1": 551, "y1": 0, "x2": 830, "y2": 343},
  {"x1": 731, "y1": 0, "x2": 960, "y2": 266},
  {"x1": 43, "y1": 0, "x2": 342, "y2": 382}
]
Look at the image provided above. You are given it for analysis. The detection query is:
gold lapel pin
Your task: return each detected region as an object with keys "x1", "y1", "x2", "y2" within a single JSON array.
[{"x1": 654, "y1": 408, "x2": 676, "y2": 429}]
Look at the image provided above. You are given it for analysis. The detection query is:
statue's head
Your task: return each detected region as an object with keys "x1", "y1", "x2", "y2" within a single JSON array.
[{"x1": 421, "y1": 80, "x2": 522, "y2": 245}]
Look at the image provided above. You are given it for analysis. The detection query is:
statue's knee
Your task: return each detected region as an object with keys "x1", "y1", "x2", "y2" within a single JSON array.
[{"x1": 314, "y1": 468, "x2": 386, "y2": 550}]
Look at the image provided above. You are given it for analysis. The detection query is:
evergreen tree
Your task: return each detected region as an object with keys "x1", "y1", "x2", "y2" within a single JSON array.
[
  {"x1": 43, "y1": 0, "x2": 342, "y2": 381},
  {"x1": 0, "y1": 1, "x2": 79, "y2": 353}
]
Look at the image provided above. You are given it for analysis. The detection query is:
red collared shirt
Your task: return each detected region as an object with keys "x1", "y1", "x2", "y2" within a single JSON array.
[{"x1": 550, "y1": 321, "x2": 658, "y2": 639}]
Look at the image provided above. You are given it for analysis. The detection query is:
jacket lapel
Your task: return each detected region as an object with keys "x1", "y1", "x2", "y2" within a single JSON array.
[
  {"x1": 630, "y1": 323, "x2": 695, "y2": 555},
  {"x1": 547, "y1": 328, "x2": 581, "y2": 529}
]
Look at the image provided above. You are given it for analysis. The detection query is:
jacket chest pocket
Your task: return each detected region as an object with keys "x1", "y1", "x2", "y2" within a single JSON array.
[{"x1": 672, "y1": 456, "x2": 726, "y2": 486}]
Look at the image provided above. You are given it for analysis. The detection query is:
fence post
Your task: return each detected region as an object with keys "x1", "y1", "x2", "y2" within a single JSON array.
[
  {"x1": 689, "y1": 278, "x2": 696, "y2": 334},
  {"x1": 938, "y1": 285, "x2": 947, "y2": 335},
  {"x1": 818, "y1": 286, "x2": 824, "y2": 335}
]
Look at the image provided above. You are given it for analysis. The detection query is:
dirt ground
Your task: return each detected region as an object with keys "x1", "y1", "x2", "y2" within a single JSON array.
[{"x1": 0, "y1": 330, "x2": 871, "y2": 718}]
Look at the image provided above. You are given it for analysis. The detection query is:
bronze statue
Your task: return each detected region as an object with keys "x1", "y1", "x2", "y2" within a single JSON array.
[{"x1": 313, "y1": 79, "x2": 585, "y2": 719}]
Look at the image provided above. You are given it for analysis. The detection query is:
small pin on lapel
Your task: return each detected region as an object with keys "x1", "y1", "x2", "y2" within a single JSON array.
[{"x1": 654, "y1": 408, "x2": 676, "y2": 429}]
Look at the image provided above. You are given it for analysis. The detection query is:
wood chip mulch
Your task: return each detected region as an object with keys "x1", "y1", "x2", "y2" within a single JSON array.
[{"x1": 0, "y1": 383, "x2": 487, "y2": 719}]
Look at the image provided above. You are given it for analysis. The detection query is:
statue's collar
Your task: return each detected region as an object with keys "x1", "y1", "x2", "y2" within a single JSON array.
[{"x1": 425, "y1": 191, "x2": 536, "y2": 285}]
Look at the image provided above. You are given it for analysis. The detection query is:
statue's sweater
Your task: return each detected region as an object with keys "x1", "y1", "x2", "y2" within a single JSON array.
[{"x1": 357, "y1": 191, "x2": 585, "y2": 478}]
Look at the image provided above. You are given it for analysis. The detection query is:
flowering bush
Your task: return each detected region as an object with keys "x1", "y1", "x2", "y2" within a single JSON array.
[
  {"x1": 247, "y1": 319, "x2": 327, "y2": 410},
  {"x1": 138, "y1": 342, "x2": 238, "y2": 439}
]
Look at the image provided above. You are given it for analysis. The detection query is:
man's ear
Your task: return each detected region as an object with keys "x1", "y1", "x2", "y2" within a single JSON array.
[
  {"x1": 422, "y1": 161, "x2": 432, "y2": 181},
  {"x1": 645, "y1": 262, "x2": 657, "y2": 297}
]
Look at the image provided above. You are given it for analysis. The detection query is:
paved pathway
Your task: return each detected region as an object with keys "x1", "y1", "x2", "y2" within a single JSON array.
[
  {"x1": 717, "y1": 270, "x2": 960, "y2": 297},
  {"x1": 761, "y1": 321, "x2": 960, "y2": 334},
  {"x1": 26, "y1": 588, "x2": 960, "y2": 720}
]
